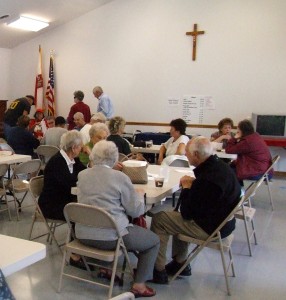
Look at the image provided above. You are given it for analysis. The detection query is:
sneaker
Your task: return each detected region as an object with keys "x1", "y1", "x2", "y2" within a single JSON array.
[
  {"x1": 165, "y1": 260, "x2": 192, "y2": 276},
  {"x1": 151, "y1": 269, "x2": 169, "y2": 284}
]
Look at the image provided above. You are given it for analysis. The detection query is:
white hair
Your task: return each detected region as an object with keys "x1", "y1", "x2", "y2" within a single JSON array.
[
  {"x1": 90, "y1": 140, "x2": 118, "y2": 167},
  {"x1": 60, "y1": 130, "x2": 83, "y2": 152},
  {"x1": 188, "y1": 136, "x2": 213, "y2": 159},
  {"x1": 90, "y1": 112, "x2": 107, "y2": 123},
  {"x1": 89, "y1": 123, "x2": 110, "y2": 139}
]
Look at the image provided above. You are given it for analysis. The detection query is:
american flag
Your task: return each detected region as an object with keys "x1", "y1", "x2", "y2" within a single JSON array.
[{"x1": 46, "y1": 54, "x2": 56, "y2": 116}]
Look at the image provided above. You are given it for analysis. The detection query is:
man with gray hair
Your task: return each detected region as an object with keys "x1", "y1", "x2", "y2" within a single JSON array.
[
  {"x1": 93, "y1": 86, "x2": 114, "y2": 119},
  {"x1": 151, "y1": 136, "x2": 241, "y2": 284}
]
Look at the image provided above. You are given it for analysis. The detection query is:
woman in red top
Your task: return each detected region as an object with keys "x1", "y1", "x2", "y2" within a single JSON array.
[
  {"x1": 29, "y1": 109, "x2": 47, "y2": 138},
  {"x1": 225, "y1": 119, "x2": 272, "y2": 182}
]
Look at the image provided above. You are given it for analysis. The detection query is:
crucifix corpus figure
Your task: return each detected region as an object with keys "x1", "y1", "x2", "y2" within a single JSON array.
[{"x1": 186, "y1": 24, "x2": 205, "y2": 61}]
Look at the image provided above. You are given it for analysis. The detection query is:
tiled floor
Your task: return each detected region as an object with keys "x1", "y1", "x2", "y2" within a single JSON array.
[{"x1": 1, "y1": 177, "x2": 286, "y2": 300}]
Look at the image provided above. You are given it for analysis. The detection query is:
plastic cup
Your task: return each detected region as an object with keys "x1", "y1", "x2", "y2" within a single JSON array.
[{"x1": 155, "y1": 177, "x2": 164, "y2": 187}]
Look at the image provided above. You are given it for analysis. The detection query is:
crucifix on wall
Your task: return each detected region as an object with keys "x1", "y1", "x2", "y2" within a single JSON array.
[{"x1": 186, "y1": 24, "x2": 205, "y2": 61}]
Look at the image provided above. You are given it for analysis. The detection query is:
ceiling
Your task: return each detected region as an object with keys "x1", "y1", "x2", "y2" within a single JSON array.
[{"x1": 0, "y1": 0, "x2": 114, "y2": 49}]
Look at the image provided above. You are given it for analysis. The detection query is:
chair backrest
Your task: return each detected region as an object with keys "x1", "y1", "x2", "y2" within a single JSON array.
[
  {"x1": 36, "y1": 145, "x2": 59, "y2": 162},
  {"x1": 64, "y1": 203, "x2": 120, "y2": 235},
  {"x1": 119, "y1": 153, "x2": 129, "y2": 162},
  {"x1": 13, "y1": 159, "x2": 41, "y2": 178},
  {"x1": 0, "y1": 143, "x2": 15, "y2": 154},
  {"x1": 266, "y1": 155, "x2": 280, "y2": 174},
  {"x1": 29, "y1": 175, "x2": 44, "y2": 199},
  {"x1": 162, "y1": 155, "x2": 190, "y2": 167}
]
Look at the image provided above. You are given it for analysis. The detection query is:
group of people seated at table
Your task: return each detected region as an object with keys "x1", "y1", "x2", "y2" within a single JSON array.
[{"x1": 4, "y1": 107, "x2": 274, "y2": 297}]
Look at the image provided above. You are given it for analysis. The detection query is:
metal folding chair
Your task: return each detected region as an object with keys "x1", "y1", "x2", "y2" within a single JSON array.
[
  {"x1": 58, "y1": 203, "x2": 134, "y2": 299},
  {"x1": 36, "y1": 145, "x2": 59, "y2": 172},
  {"x1": 0, "y1": 164, "x2": 11, "y2": 220},
  {"x1": 29, "y1": 175, "x2": 66, "y2": 253}
]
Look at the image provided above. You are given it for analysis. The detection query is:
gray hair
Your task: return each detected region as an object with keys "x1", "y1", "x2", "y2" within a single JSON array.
[
  {"x1": 108, "y1": 116, "x2": 126, "y2": 134},
  {"x1": 90, "y1": 112, "x2": 107, "y2": 123},
  {"x1": 89, "y1": 123, "x2": 110, "y2": 139},
  {"x1": 90, "y1": 140, "x2": 118, "y2": 167},
  {"x1": 60, "y1": 130, "x2": 83, "y2": 152},
  {"x1": 73, "y1": 112, "x2": 84, "y2": 120},
  {"x1": 93, "y1": 86, "x2": 103, "y2": 94},
  {"x1": 188, "y1": 136, "x2": 213, "y2": 159}
]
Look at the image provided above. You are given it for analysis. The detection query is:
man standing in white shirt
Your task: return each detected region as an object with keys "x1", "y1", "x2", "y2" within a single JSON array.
[{"x1": 92, "y1": 86, "x2": 114, "y2": 119}]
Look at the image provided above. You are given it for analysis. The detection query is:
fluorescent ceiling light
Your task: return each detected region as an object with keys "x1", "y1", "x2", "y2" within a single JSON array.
[{"x1": 7, "y1": 16, "x2": 49, "y2": 32}]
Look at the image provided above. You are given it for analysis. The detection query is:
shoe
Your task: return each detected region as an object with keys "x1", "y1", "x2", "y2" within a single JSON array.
[
  {"x1": 98, "y1": 268, "x2": 122, "y2": 285},
  {"x1": 150, "y1": 269, "x2": 168, "y2": 284},
  {"x1": 130, "y1": 286, "x2": 156, "y2": 298},
  {"x1": 165, "y1": 260, "x2": 192, "y2": 276},
  {"x1": 69, "y1": 258, "x2": 94, "y2": 271}
]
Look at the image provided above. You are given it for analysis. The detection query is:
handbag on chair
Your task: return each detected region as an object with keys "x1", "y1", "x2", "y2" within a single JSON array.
[{"x1": 122, "y1": 160, "x2": 148, "y2": 184}]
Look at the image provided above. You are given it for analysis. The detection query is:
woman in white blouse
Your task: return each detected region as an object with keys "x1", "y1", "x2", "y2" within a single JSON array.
[{"x1": 157, "y1": 118, "x2": 189, "y2": 165}]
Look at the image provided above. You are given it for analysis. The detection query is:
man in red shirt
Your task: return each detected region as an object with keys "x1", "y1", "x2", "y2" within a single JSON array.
[{"x1": 67, "y1": 90, "x2": 91, "y2": 130}]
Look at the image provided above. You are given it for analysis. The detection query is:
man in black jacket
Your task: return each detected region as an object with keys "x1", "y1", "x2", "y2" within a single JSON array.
[{"x1": 151, "y1": 136, "x2": 241, "y2": 284}]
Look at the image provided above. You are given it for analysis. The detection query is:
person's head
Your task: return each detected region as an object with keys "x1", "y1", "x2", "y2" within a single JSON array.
[
  {"x1": 25, "y1": 95, "x2": 34, "y2": 106},
  {"x1": 218, "y1": 118, "x2": 234, "y2": 135},
  {"x1": 108, "y1": 116, "x2": 126, "y2": 135},
  {"x1": 73, "y1": 90, "x2": 84, "y2": 103},
  {"x1": 17, "y1": 115, "x2": 30, "y2": 128},
  {"x1": 55, "y1": 116, "x2": 66, "y2": 128},
  {"x1": 90, "y1": 140, "x2": 118, "y2": 168},
  {"x1": 92, "y1": 86, "x2": 103, "y2": 99},
  {"x1": 186, "y1": 136, "x2": 213, "y2": 167},
  {"x1": 60, "y1": 130, "x2": 83, "y2": 158},
  {"x1": 237, "y1": 119, "x2": 255, "y2": 137},
  {"x1": 73, "y1": 112, "x2": 85, "y2": 128},
  {"x1": 89, "y1": 123, "x2": 110, "y2": 145},
  {"x1": 170, "y1": 118, "x2": 187, "y2": 138},
  {"x1": 46, "y1": 116, "x2": 55, "y2": 128},
  {"x1": 34, "y1": 109, "x2": 44, "y2": 121},
  {"x1": 90, "y1": 112, "x2": 107, "y2": 124}
]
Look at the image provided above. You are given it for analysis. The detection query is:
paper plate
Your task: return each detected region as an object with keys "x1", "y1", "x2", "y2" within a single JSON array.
[{"x1": 122, "y1": 160, "x2": 147, "y2": 167}]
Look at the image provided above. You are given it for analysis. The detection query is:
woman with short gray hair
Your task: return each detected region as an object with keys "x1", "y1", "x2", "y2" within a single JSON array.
[{"x1": 76, "y1": 140, "x2": 159, "y2": 298}]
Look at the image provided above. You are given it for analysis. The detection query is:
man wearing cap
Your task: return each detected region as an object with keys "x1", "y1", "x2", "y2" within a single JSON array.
[
  {"x1": 4, "y1": 95, "x2": 34, "y2": 139},
  {"x1": 42, "y1": 116, "x2": 68, "y2": 148}
]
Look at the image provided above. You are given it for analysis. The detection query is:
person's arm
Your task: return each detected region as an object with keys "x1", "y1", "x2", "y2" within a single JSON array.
[
  {"x1": 157, "y1": 144, "x2": 166, "y2": 165},
  {"x1": 175, "y1": 143, "x2": 186, "y2": 155},
  {"x1": 212, "y1": 134, "x2": 232, "y2": 143},
  {"x1": 225, "y1": 136, "x2": 250, "y2": 154}
]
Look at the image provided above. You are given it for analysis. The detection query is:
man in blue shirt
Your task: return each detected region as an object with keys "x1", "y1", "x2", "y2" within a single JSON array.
[{"x1": 92, "y1": 86, "x2": 114, "y2": 119}]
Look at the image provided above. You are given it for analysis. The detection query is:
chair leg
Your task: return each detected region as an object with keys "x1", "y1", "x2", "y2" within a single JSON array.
[
  {"x1": 228, "y1": 248, "x2": 235, "y2": 277},
  {"x1": 28, "y1": 215, "x2": 36, "y2": 240},
  {"x1": 265, "y1": 177, "x2": 274, "y2": 210},
  {"x1": 243, "y1": 216, "x2": 253, "y2": 256},
  {"x1": 58, "y1": 248, "x2": 68, "y2": 292},
  {"x1": 218, "y1": 238, "x2": 231, "y2": 296},
  {"x1": 251, "y1": 219, "x2": 258, "y2": 245}
]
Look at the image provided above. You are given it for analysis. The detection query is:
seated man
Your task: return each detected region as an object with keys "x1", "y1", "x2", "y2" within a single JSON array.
[
  {"x1": 42, "y1": 116, "x2": 67, "y2": 148},
  {"x1": 151, "y1": 136, "x2": 241, "y2": 284}
]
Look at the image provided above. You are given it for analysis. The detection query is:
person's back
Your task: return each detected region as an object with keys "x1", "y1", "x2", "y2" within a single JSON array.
[
  {"x1": 43, "y1": 127, "x2": 67, "y2": 147},
  {"x1": 7, "y1": 115, "x2": 40, "y2": 157}
]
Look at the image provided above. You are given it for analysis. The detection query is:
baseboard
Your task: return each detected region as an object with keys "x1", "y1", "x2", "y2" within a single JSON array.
[{"x1": 274, "y1": 171, "x2": 286, "y2": 178}]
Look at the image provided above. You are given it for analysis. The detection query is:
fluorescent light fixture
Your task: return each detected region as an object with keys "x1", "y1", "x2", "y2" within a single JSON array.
[{"x1": 7, "y1": 16, "x2": 49, "y2": 32}]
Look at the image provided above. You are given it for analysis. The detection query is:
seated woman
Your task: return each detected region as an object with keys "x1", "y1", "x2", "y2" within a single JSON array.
[
  {"x1": 7, "y1": 115, "x2": 40, "y2": 158},
  {"x1": 76, "y1": 140, "x2": 159, "y2": 298},
  {"x1": 210, "y1": 117, "x2": 235, "y2": 149},
  {"x1": 39, "y1": 130, "x2": 85, "y2": 221},
  {"x1": 157, "y1": 118, "x2": 189, "y2": 165},
  {"x1": 225, "y1": 119, "x2": 273, "y2": 183},
  {"x1": 107, "y1": 116, "x2": 131, "y2": 155},
  {"x1": 79, "y1": 123, "x2": 110, "y2": 166}
]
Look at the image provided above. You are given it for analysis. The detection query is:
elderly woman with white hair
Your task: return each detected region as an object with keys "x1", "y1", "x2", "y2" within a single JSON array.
[
  {"x1": 79, "y1": 122, "x2": 110, "y2": 166},
  {"x1": 76, "y1": 140, "x2": 159, "y2": 298},
  {"x1": 39, "y1": 130, "x2": 85, "y2": 221}
]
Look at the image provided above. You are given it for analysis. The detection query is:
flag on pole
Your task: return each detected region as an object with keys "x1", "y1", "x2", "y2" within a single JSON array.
[
  {"x1": 46, "y1": 53, "x2": 56, "y2": 116},
  {"x1": 34, "y1": 45, "x2": 44, "y2": 109}
]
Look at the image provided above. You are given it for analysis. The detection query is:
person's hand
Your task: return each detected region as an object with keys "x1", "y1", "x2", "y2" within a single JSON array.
[
  {"x1": 82, "y1": 145, "x2": 91, "y2": 155},
  {"x1": 157, "y1": 157, "x2": 163, "y2": 165},
  {"x1": 135, "y1": 187, "x2": 145, "y2": 196},
  {"x1": 113, "y1": 161, "x2": 123, "y2": 171},
  {"x1": 180, "y1": 175, "x2": 195, "y2": 189},
  {"x1": 221, "y1": 134, "x2": 232, "y2": 140},
  {"x1": 234, "y1": 132, "x2": 241, "y2": 139}
]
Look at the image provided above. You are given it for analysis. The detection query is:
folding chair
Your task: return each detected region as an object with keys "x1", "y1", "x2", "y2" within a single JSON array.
[
  {"x1": 58, "y1": 203, "x2": 134, "y2": 299},
  {"x1": 6, "y1": 159, "x2": 41, "y2": 220},
  {"x1": 0, "y1": 143, "x2": 15, "y2": 154},
  {"x1": 170, "y1": 182, "x2": 259, "y2": 296},
  {"x1": 244, "y1": 155, "x2": 280, "y2": 210},
  {"x1": 36, "y1": 145, "x2": 59, "y2": 172},
  {"x1": 0, "y1": 164, "x2": 11, "y2": 220},
  {"x1": 28, "y1": 176, "x2": 66, "y2": 253}
]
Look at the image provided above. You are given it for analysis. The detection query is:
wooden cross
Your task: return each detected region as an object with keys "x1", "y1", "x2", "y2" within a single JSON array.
[{"x1": 186, "y1": 24, "x2": 205, "y2": 61}]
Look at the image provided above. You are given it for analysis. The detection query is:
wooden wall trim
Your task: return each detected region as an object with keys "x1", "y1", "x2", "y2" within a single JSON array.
[{"x1": 126, "y1": 121, "x2": 218, "y2": 129}]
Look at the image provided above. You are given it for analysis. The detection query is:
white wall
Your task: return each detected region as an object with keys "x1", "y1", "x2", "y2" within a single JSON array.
[
  {"x1": 0, "y1": 48, "x2": 11, "y2": 99},
  {"x1": 7, "y1": 0, "x2": 286, "y2": 169}
]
